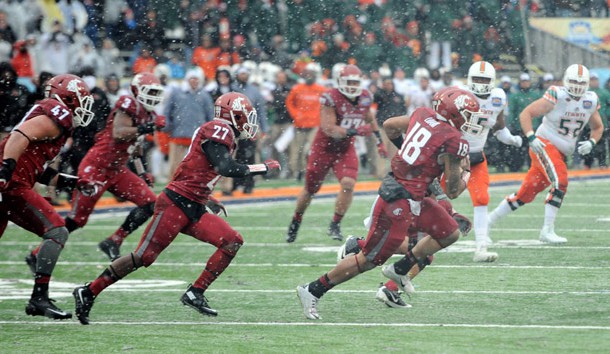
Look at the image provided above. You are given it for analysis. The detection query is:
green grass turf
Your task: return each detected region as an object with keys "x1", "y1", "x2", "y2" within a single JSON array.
[{"x1": 1, "y1": 179, "x2": 609, "y2": 353}]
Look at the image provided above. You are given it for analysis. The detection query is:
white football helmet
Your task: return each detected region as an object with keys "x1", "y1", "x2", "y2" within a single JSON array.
[
  {"x1": 563, "y1": 64, "x2": 589, "y2": 97},
  {"x1": 467, "y1": 61, "x2": 496, "y2": 96},
  {"x1": 414, "y1": 67, "x2": 430, "y2": 81}
]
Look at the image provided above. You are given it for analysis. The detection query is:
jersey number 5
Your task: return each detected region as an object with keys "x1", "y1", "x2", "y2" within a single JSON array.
[{"x1": 399, "y1": 121, "x2": 432, "y2": 164}]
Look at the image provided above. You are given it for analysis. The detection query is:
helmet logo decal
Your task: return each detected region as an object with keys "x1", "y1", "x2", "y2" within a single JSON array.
[
  {"x1": 231, "y1": 96, "x2": 246, "y2": 112},
  {"x1": 454, "y1": 94, "x2": 470, "y2": 109},
  {"x1": 67, "y1": 79, "x2": 80, "y2": 92}
]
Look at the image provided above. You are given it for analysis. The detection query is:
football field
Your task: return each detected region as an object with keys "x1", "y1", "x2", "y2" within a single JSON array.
[{"x1": 1, "y1": 179, "x2": 609, "y2": 353}]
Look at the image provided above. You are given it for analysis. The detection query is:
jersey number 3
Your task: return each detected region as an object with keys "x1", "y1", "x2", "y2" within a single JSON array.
[{"x1": 399, "y1": 121, "x2": 432, "y2": 164}]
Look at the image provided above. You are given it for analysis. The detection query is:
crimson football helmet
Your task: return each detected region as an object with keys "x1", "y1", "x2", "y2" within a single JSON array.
[
  {"x1": 214, "y1": 92, "x2": 258, "y2": 139},
  {"x1": 130, "y1": 73, "x2": 164, "y2": 111},
  {"x1": 44, "y1": 74, "x2": 94, "y2": 127},
  {"x1": 337, "y1": 64, "x2": 363, "y2": 99},
  {"x1": 432, "y1": 87, "x2": 483, "y2": 135}
]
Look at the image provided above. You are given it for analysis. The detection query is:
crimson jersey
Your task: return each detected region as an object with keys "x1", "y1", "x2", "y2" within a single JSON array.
[
  {"x1": 392, "y1": 107, "x2": 469, "y2": 200},
  {"x1": 0, "y1": 99, "x2": 74, "y2": 189},
  {"x1": 87, "y1": 95, "x2": 156, "y2": 169},
  {"x1": 166, "y1": 120, "x2": 236, "y2": 204},
  {"x1": 313, "y1": 88, "x2": 373, "y2": 153}
]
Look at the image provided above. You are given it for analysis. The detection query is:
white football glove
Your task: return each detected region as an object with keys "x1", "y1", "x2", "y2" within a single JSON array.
[
  {"x1": 577, "y1": 139, "x2": 595, "y2": 155},
  {"x1": 529, "y1": 136, "x2": 546, "y2": 155},
  {"x1": 512, "y1": 135, "x2": 523, "y2": 147}
]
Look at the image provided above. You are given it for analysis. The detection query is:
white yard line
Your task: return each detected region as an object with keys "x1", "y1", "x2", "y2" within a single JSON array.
[{"x1": 0, "y1": 320, "x2": 608, "y2": 330}]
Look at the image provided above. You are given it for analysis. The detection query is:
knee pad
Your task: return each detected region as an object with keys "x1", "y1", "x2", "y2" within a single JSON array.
[
  {"x1": 43, "y1": 227, "x2": 69, "y2": 247},
  {"x1": 546, "y1": 188, "x2": 565, "y2": 208},
  {"x1": 221, "y1": 232, "x2": 244, "y2": 255}
]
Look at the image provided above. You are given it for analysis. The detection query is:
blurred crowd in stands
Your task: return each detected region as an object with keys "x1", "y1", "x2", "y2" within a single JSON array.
[{"x1": 1, "y1": 0, "x2": 609, "y2": 195}]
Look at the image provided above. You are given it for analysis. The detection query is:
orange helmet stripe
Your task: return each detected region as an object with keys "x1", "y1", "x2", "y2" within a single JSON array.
[
  {"x1": 479, "y1": 61, "x2": 486, "y2": 73},
  {"x1": 578, "y1": 64, "x2": 583, "y2": 77}
]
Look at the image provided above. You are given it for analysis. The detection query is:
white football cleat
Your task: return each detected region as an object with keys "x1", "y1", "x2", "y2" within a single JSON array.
[
  {"x1": 296, "y1": 285, "x2": 320, "y2": 320},
  {"x1": 539, "y1": 225, "x2": 567, "y2": 244},
  {"x1": 473, "y1": 247, "x2": 498, "y2": 263},
  {"x1": 381, "y1": 264, "x2": 415, "y2": 295}
]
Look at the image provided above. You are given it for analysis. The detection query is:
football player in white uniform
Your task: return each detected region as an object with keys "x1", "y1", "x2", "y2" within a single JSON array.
[
  {"x1": 488, "y1": 64, "x2": 604, "y2": 244},
  {"x1": 464, "y1": 61, "x2": 523, "y2": 262}
]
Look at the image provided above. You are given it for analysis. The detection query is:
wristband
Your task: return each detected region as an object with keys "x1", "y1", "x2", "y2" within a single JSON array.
[
  {"x1": 390, "y1": 136, "x2": 404, "y2": 149},
  {"x1": 247, "y1": 163, "x2": 268, "y2": 175},
  {"x1": 373, "y1": 130, "x2": 382, "y2": 145},
  {"x1": 525, "y1": 131, "x2": 536, "y2": 143},
  {"x1": 589, "y1": 138, "x2": 597, "y2": 146},
  {"x1": 346, "y1": 128, "x2": 357, "y2": 137}
]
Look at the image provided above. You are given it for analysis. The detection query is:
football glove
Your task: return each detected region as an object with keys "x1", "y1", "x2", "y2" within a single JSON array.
[
  {"x1": 206, "y1": 195, "x2": 228, "y2": 217},
  {"x1": 528, "y1": 135, "x2": 546, "y2": 155},
  {"x1": 0, "y1": 158, "x2": 16, "y2": 191},
  {"x1": 264, "y1": 159, "x2": 281, "y2": 172},
  {"x1": 141, "y1": 172, "x2": 155, "y2": 188},
  {"x1": 577, "y1": 139, "x2": 595, "y2": 155},
  {"x1": 76, "y1": 178, "x2": 101, "y2": 197},
  {"x1": 346, "y1": 124, "x2": 373, "y2": 137}
]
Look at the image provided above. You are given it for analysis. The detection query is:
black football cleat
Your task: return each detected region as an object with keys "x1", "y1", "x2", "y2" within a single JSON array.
[
  {"x1": 73, "y1": 285, "x2": 95, "y2": 325},
  {"x1": 180, "y1": 284, "x2": 218, "y2": 317},
  {"x1": 25, "y1": 296, "x2": 72, "y2": 320},
  {"x1": 327, "y1": 221, "x2": 344, "y2": 241},
  {"x1": 98, "y1": 239, "x2": 121, "y2": 261},
  {"x1": 25, "y1": 252, "x2": 37, "y2": 276},
  {"x1": 286, "y1": 219, "x2": 301, "y2": 243}
]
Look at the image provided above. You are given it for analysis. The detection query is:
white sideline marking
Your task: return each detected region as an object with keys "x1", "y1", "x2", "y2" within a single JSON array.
[{"x1": 0, "y1": 320, "x2": 608, "y2": 330}]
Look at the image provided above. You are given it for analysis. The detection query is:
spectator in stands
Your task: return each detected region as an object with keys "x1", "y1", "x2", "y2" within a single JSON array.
[
  {"x1": 423, "y1": 0, "x2": 461, "y2": 70},
  {"x1": 38, "y1": 20, "x2": 73, "y2": 75},
  {"x1": 0, "y1": 10, "x2": 17, "y2": 45},
  {"x1": 405, "y1": 67, "x2": 434, "y2": 115},
  {"x1": 217, "y1": 36, "x2": 241, "y2": 68},
  {"x1": 392, "y1": 67, "x2": 411, "y2": 97},
  {"x1": 230, "y1": 66, "x2": 269, "y2": 193},
  {"x1": 267, "y1": 34, "x2": 293, "y2": 70},
  {"x1": 286, "y1": 0, "x2": 313, "y2": 53},
  {"x1": 163, "y1": 67, "x2": 214, "y2": 177},
  {"x1": 57, "y1": 0, "x2": 88, "y2": 35},
  {"x1": 103, "y1": 0, "x2": 127, "y2": 42},
  {"x1": 538, "y1": 72, "x2": 555, "y2": 92},
  {"x1": 71, "y1": 42, "x2": 102, "y2": 75},
  {"x1": 27, "y1": 71, "x2": 54, "y2": 106},
  {"x1": 352, "y1": 33, "x2": 382, "y2": 74},
  {"x1": 269, "y1": 70, "x2": 294, "y2": 178},
  {"x1": 139, "y1": 8, "x2": 165, "y2": 50},
  {"x1": 99, "y1": 38, "x2": 123, "y2": 78},
  {"x1": 167, "y1": 51, "x2": 186, "y2": 79},
  {"x1": 114, "y1": 7, "x2": 138, "y2": 50},
  {"x1": 11, "y1": 37, "x2": 36, "y2": 82},
  {"x1": 192, "y1": 34, "x2": 220, "y2": 82},
  {"x1": 581, "y1": 72, "x2": 609, "y2": 169},
  {"x1": 373, "y1": 76, "x2": 407, "y2": 176},
  {"x1": 132, "y1": 46, "x2": 157, "y2": 74},
  {"x1": 506, "y1": 73, "x2": 540, "y2": 172},
  {"x1": 0, "y1": 62, "x2": 30, "y2": 140},
  {"x1": 103, "y1": 73, "x2": 128, "y2": 107},
  {"x1": 286, "y1": 64, "x2": 327, "y2": 181}
]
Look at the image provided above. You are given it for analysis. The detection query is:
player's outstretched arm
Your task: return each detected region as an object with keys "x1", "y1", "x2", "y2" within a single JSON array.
[
  {"x1": 202, "y1": 141, "x2": 280, "y2": 177},
  {"x1": 383, "y1": 115, "x2": 410, "y2": 148}
]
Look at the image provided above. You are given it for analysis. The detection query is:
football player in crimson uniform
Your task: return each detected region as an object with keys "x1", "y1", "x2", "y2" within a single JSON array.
[
  {"x1": 24, "y1": 73, "x2": 166, "y2": 266},
  {"x1": 489, "y1": 64, "x2": 604, "y2": 244},
  {"x1": 0, "y1": 74, "x2": 98, "y2": 319},
  {"x1": 336, "y1": 179, "x2": 473, "y2": 308},
  {"x1": 72, "y1": 92, "x2": 281, "y2": 325},
  {"x1": 297, "y1": 87, "x2": 482, "y2": 319},
  {"x1": 286, "y1": 64, "x2": 388, "y2": 243},
  {"x1": 460, "y1": 61, "x2": 523, "y2": 263}
]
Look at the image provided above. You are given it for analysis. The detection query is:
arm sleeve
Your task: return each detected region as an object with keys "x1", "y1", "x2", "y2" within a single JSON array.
[{"x1": 202, "y1": 140, "x2": 250, "y2": 178}]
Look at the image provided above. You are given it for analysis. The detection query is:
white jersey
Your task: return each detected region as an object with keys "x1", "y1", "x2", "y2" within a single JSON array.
[
  {"x1": 536, "y1": 86, "x2": 599, "y2": 156},
  {"x1": 464, "y1": 88, "x2": 507, "y2": 153},
  {"x1": 406, "y1": 85, "x2": 434, "y2": 115}
]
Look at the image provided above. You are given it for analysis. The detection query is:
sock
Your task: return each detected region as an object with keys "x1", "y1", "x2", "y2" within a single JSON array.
[
  {"x1": 488, "y1": 198, "x2": 513, "y2": 225},
  {"x1": 89, "y1": 268, "x2": 121, "y2": 296},
  {"x1": 473, "y1": 205, "x2": 489, "y2": 248},
  {"x1": 65, "y1": 217, "x2": 80, "y2": 232},
  {"x1": 308, "y1": 274, "x2": 334, "y2": 298},
  {"x1": 393, "y1": 250, "x2": 419, "y2": 275},
  {"x1": 293, "y1": 212, "x2": 304, "y2": 223},
  {"x1": 544, "y1": 203, "x2": 559, "y2": 228},
  {"x1": 109, "y1": 228, "x2": 129, "y2": 246},
  {"x1": 332, "y1": 213, "x2": 343, "y2": 224},
  {"x1": 385, "y1": 280, "x2": 398, "y2": 292},
  {"x1": 193, "y1": 249, "x2": 235, "y2": 291},
  {"x1": 32, "y1": 274, "x2": 50, "y2": 298}
]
